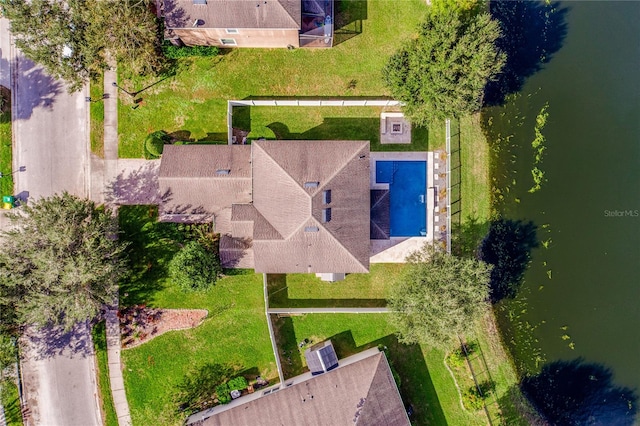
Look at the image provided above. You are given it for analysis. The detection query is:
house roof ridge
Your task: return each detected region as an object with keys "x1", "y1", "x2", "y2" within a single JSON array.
[
  {"x1": 276, "y1": 0, "x2": 301, "y2": 28},
  {"x1": 252, "y1": 141, "x2": 311, "y2": 240}
]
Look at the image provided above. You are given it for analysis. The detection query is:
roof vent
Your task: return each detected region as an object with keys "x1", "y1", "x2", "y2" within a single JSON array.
[
  {"x1": 304, "y1": 181, "x2": 319, "y2": 188},
  {"x1": 304, "y1": 226, "x2": 319, "y2": 232},
  {"x1": 216, "y1": 169, "x2": 231, "y2": 175}
]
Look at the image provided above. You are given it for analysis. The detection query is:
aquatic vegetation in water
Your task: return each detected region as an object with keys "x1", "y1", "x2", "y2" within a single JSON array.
[{"x1": 529, "y1": 103, "x2": 550, "y2": 193}]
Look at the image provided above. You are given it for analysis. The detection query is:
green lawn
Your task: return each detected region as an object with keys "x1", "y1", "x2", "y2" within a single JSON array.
[
  {"x1": 118, "y1": 206, "x2": 277, "y2": 425},
  {"x1": 271, "y1": 313, "x2": 488, "y2": 426},
  {"x1": 0, "y1": 108, "x2": 13, "y2": 196},
  {"x1": 90, "y1": 75, "x2": 105, "y2": 157},
  {"x1": 1, "y1": 378, "x2": 22, "y2": 426},
  {"x1": 117, "y1": 0, "x2": 429, "y2": 157},
  {"x1": 267, "y1": 264, "x2": 402, "y2": 308},
  {"x1": 233, "y1": 106, "x2": 429, "y2": 152},
  {"x1": 92, "y1": 322, "x2": 118, "y2": 426}
]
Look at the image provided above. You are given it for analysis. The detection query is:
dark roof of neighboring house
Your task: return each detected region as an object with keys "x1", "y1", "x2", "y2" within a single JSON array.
[
  {"x1": 247, "y1": 140, "x2": 370, "y2": 273},
  {"x1": 199, "y1": 351, "x2": 410, "y2": 426},
  {"x1": 162, "y1": 0, "x2": 301, "y2": 30}
]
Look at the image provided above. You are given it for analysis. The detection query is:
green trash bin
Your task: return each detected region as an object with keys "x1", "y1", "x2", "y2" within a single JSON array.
[{"x1": 2, "y1": 195, "x2": 15, "y2": 209}]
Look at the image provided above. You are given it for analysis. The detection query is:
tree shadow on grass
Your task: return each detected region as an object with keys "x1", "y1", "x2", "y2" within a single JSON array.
[
  {"x1": 271, "y1": 320, "x2": 447, "y2": 426},
  {"x1": 521, "y1": 359, "x2": 638, "y2": 425},
  {"x1": 451, "y1": 215, "x2": 489, "y2": 258},
  {"x1": 118, "y1": 205, "x2": 186, "y2": 307},
  {"x1": 479, "y1": 219, "x2": 539, "y2": 303},
  {"x1": 485, "y1": 0, "x2": 569, "y2": 106}
]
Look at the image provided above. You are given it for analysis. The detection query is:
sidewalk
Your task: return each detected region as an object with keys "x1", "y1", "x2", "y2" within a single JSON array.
[{"x1": 105, "y1": 310, "x2": 132, "y2": 426}]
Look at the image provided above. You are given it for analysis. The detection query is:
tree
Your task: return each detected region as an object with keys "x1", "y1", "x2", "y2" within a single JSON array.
[
  {"x1": 168, "y1": 241, "x2": 222, "y2": 292},
  {"x1": 383, "y1": 10, "x2": 506, "y2": 126},
  {"x1": 388, "y1": 244, "x2": 491, "y2": 350},
  {"x1": 0, "y1": 193, "x2": 128, "y2": 330},
  {"x1": 0, "y1": 0, "x2": 164, "y2": 92}
]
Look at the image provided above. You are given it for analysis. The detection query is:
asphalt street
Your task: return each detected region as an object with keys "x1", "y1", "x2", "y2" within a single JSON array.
[{"x1": 0, "y1": 18, "x2": 101, "y2": 426}]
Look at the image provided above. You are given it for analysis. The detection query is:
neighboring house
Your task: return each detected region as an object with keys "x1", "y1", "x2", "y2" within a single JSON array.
[
  {"x1": 186, "y1": 347, "x2": 410, "y2": 426},
  {"x1": 158, "y1": 140, "x2": 370, "y2": 276},
  {"x1": 159, "y1": 0, "x2": 334, "y2": 48}
]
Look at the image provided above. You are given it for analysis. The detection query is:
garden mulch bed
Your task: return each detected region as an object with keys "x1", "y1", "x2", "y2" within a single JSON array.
[{"x1": 120, "y1": 306, "x2": 208, "y2": 349}]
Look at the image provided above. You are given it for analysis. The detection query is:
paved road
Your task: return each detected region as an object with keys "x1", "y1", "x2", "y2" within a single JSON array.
[
  {"x1": 21, "y1": 324, "x2": 102, "y2": 426},
  {"x1": 1, "y1": 20, "x2": 101, "y2": 426},
  {"x1": 11, "y1": 32, "x2": 89, "y2": 201}
]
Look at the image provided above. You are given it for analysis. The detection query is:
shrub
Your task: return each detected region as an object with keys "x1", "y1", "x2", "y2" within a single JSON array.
[
  {"x1": 215, "y1": 382, "x2": 231, "y2": 404},
  {"x1": 168, "y1": 241, "x2": 222, "y2": 292},
  {"x1": 462, "y1": 381, "x2": 495, "y2": 411},
  {"x1": 144, "y1": 130, "x2": 170, "y2": 158},
  {"x1": 228, "y1": 376, "x2": 248, "y2": 392},
  {"x1": 163, "y1": 43, "x2": 219, "y2": 59}
]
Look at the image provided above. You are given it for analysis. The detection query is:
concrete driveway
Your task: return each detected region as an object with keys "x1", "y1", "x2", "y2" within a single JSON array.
[{"x1": 20, "y1": 324, "x2": 102, "y2": 426}]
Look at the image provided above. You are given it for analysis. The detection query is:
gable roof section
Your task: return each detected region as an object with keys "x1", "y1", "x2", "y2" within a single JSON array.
[
  {"x1": 158, "y1": 144, "x2": 252, "y2": 232},
  {"x1": 200, "y1": 351, "x2": 410, "y2": 426},
  {"x1": 249, "y1": 140, "x2": 370, "y2": 273},
  {"x1": 162, "y1": 0, "x2": 301, "y2": 30}
]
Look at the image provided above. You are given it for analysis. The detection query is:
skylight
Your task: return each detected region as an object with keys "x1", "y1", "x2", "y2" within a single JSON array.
[
  {"x1": 304, "y1": 181, "x2": 319, "y2": 188},
  {"x1": 304, "y1": 226, "x2": 319, "y2": 232},
  {"x1": 216, "y1": 169, "x2": 231, "y2": 175}
]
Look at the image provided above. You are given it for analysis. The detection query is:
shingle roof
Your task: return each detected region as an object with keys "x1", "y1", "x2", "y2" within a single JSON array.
[
  {"x1": 158, "y1": 140, "x2": 371, "y2": 274},
  {"x1": 200, "y1": 351, "x2": 410, "y2": 426},
  {"x1": 248, "y1": 140, "x2": 370, "y2": 273},
  {"x1": 158, "y1": 144, "x2": 253, "y2": 265},
  {"x1": 162, "y1": 0, "x2": 301, "y2": 30}
]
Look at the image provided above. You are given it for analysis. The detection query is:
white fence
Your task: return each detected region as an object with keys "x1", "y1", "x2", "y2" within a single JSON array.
[{"x1": 227, "y1": 99, "x2": 401, "y2": 144}]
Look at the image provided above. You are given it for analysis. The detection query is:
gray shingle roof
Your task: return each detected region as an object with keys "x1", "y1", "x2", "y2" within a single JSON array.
[
  {"x1": 162, "y1": 0, "x2": 301, "y2": 29},
  {"x1": 248, "y1": 140, "x2": 370, "y2": 273},
  {"x1": 158, "y1": 140, "x2": 371, "y2": 274},
  {"x1": 201, "y1": 351, "x2": 410, "y2": 426}
]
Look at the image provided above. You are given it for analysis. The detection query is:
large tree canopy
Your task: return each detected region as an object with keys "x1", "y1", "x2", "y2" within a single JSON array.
[
  {"x1": 383, "y1": 9, "x2": 506, "y2": 125},
  {"x1": 0, "y1": 193, "x2": 128, "y2": 330},
  {"x1": 388, "y1": 244, "x2": 491, "y2": 350},
  {"x1": 0, "y1": 0, "x2": 163, "y2": 92}
]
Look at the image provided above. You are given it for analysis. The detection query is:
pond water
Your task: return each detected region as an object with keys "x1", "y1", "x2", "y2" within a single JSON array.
[{"x1": 483, "y1": 0, "x2": 640, "y2": 418}]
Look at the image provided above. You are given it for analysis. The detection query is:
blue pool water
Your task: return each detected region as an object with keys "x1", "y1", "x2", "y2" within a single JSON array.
[{"x1": 376, "y1": 161, "x2": 427, "y2": 237}]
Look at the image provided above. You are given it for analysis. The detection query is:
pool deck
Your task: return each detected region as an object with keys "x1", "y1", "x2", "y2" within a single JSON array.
[{"x1": 369, "y1": 152, "x2": 434, "y2": 263}]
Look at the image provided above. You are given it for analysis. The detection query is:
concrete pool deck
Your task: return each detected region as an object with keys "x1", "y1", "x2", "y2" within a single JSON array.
[{"x1": 369, "y1": 152, "x2": 434, "y2": 263}]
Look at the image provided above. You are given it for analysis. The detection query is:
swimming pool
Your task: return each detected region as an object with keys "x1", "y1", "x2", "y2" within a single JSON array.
[{"x1": 375, "y1": 161, "x2": 427, "y2": 237}]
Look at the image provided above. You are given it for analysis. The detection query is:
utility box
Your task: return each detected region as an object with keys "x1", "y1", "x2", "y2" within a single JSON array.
[{"x1": 2, "y1": 195, "x2": 15, "y2": 209}]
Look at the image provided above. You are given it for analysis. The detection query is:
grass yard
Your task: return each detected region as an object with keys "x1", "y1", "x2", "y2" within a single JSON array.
[
  {"x1": 0, "y1": 104, "x2": 13, "y2": 196},
  {"x1": 92, "y1": 322, "x2": 118, "y2": 426},
  {"x1": 267, "y1": 264, "x2": 402, "y2": 308},
  {"x1": 271, "y1": 313, "x2": 488, "y2": 426},
  {"x1": 117, "y1": 0, "x2": 429, "y2": 157},
  {"x1": 90, "y1": 75, "x2": 105, "y2": 157},
  {"x1": 118, "y1": 206, "x2": 277, "y2": 425},
  {"x1": 233, "y1": 105, "x2": 428, "y2": 151},
  {"x1": 0, "y1": 377, "x2": 22, "y2": 426}
]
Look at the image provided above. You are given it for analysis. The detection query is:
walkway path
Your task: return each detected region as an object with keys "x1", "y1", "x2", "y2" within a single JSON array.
[
  {"x1": 105, "y1": 310, "x2": 132, "y2": 426},
  {"x1": 99, "y1": 64, "x2": 133, "y2": 426}
]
